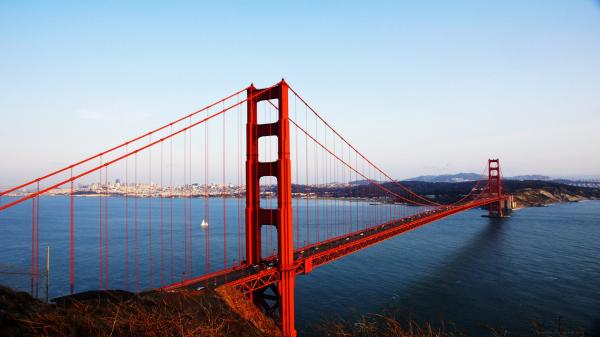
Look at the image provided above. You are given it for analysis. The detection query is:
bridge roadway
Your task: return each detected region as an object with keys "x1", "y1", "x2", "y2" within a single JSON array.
[{"x1": 163, "y1": 197, "x2": 500, "y2": 294}]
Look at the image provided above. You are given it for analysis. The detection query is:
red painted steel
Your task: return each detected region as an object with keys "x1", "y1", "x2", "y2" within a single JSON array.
[
  {"x1": 165, "y1": 196, "x2": 501, "y2": 295},
  {"x1": 0, "y1": 80, "x2": 507, "y2": 337},
  {"x1": 488, "y1": 159, "x2": 504, "y2": 217},
  {"x1": 245, "y1": 80, "x2": 297, "y2": 337},
  {"x1": 245, "y1": 84, "x2": 260, "y2": 266}
]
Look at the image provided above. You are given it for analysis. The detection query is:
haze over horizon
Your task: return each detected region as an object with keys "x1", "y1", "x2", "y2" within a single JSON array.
[{"x1": 1, "y1": 1, "x2": 599, "y2": 186}]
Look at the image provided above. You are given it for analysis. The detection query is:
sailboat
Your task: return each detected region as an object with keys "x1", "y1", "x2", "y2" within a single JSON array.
[{"x1": 200, "y1": 219, "x2": 209, "y2": 230}]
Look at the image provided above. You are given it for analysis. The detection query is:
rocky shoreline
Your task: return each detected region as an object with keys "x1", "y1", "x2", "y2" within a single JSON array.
[
  {"x1": 511, "y1": 187, "x2": 599, "y2": 208},
  {"x1": 390, "y1": 179, "x2": 600, "y2": 208}
]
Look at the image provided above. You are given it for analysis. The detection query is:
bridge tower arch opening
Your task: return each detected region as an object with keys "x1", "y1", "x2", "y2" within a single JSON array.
[{"x1": 245, "y1": 80, "x2": 296, "y2": 337}]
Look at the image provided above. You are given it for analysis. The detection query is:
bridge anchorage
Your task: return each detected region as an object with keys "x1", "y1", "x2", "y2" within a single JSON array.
[{"x1": 0, "y1": 79, "x2": 510, "y2": 337}]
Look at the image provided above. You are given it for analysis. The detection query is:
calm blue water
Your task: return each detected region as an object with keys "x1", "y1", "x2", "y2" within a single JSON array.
[
  {"x1": 0, "y1": 196, "x2": 423, "y2": 296},
  {"x1": 295, "y1": 201, "x2": 600, "y2": 336},
  {"x1": 1, "y1": 197, "x2": 599, "y2": 335}
]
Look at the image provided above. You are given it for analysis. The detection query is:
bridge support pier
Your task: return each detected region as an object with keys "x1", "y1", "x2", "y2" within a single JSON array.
[
  {"x1": 246, "y1": 80, "x2": 297, "y2": 337},
  {"x1": 488, "y1": 159, "x2": 504, "y2": 218}
]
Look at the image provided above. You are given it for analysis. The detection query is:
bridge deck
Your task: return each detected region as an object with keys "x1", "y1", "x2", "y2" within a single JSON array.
[{"x1": 164, "y1": 197, "x2": 500, "y2": 293}]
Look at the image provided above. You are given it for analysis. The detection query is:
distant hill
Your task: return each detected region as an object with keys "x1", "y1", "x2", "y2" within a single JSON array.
[
  {"x1": 404, "y1": 173, "x2": 485, "y2": 183},
  {"x1": 348, "y1": 179, "x2": 373, "y2": 186},
  {"x1": 404, "y1": 173, "x2": 555, "y2": 183},
  {"x1": 507, "y1": 174, "x2": 551, "y2": 181},
  {"x1": 313, "y1": 178, "x2": 600, "y2": 205}
]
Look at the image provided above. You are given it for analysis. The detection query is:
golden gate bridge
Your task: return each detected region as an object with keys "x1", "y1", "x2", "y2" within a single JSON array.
[{"x1": 0, "y1": 80, "x2": 507, "y2": 337}]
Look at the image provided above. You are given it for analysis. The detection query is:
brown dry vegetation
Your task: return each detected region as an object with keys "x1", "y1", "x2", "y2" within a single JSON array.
[
  {"x1": 314, "y1": 313, "x2": 588, "y2": 337},
  {"x1": 1, "y1": 285, "x2": 589, "y2": 337},
  {"x1": 216, "y1": 286, "x2": 282, "y2": 337},
  {"x1": 316, "y1": 314, "x2": 474, "y2": 337},
  {"x1": 0, "y1": 285, "x2": 272, "y2": 337}
]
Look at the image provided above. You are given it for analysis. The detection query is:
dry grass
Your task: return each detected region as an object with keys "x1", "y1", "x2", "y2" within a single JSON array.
[
  {"x1": 0, "y1": 285, "x2": 270, "y2": 337},
  {"x1": 316, "y1": 314, "x2": 469, "y2": 337},
  {"x1": 2, "y1": 285, "x2": 590, "y2": 337},
  {"x1": 315, "y1": 313, "x2": 589, "y2": 337},
  {"x1": 216, "y1": 286, "x2": 282, "y2": 337}
]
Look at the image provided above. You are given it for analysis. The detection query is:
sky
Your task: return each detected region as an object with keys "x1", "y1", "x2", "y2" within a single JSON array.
[{"x1": 1, "y1": 1, "x2": 600, "y2": 186}]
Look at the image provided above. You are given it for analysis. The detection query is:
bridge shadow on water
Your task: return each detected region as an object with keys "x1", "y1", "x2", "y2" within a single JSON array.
[
  {"x1": 298, "y1": 216, "x2": 513, "y2": 336},
  {"x1": 383, "y1": 217, "x2": 515, "y2": 335},
  {"x1": 380, "y1": 212, "x2": 600, "y2": 336}
]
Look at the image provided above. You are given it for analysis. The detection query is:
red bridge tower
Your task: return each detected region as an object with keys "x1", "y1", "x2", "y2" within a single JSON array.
[
  {"x1": 246, "y1": 80, "x2": 296, "y2": 337},
  {"x1": 488, "y1": 158, "x2": 504, "y2": 217}
]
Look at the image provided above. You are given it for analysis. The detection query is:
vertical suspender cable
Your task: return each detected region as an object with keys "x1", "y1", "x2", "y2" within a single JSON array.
[
  {"x1": 169, "y1": 125, "x2": 175, "y2": 283},
  {"x1": 188, "y1": 117, "x2": 194, "y2": 277},
  {"x1": 160, "y1": 140, "x2": 164, "y2": 287},
  {"x1": 125, "y1": 146, "x2": 129, "y2": 289},
  {"x1": 31, "y1": 197, "x2": 35, "y2": 296},
  {"x1": 342, "y1": 143, "x2": 346, "y2": 235},
  {"x1": 324, "y1": 125, "x2": 328, "y2": 240},
  {"x1": 348, "y1": 147, "x2": 352, "y2": 234},
  {"x1": 183, "y1": 129, "x2": 187, "y2": 279},
  {"x1": 331, "y1": 137, "x2": 335, "y2": 237},
  {"x1": 169, "y1": 126, "x2": 174, "y2": 283},
  {"x1": 305, "y1": 103, "x2": 309, "y2": 247},
  {"x1": 354, "y1": 152, "x2": 358, "y2": 228},
  {"x1": 69, "y1": 168, "x2": 74, "y2": 294},
  {"x1": 134, "y1": 153, "x2": 139, "y2": 291},
  {"x1": 268, "y1": 102, "x2": 273, "y2": 256},
  {"x1": 148, "y1": 136, "x2": 152, "y2": 288},
  {"x1": 98, "y1": 159, "x2": 103, "y2": 289},
  {"x1": 362, "y1": 159, "x2": 365, "y2": 230},
  {"x1": 223, "y1": 102, "x2": 227, "y2": 268},
  {"x1": 105, "y1": 166, "x2": 108, "y2": 288},
  {"x1": 333, "y1": 137, "x2": 337, "y2": 237},
  {"x1": 189, "y1": 117, "x2": 193, "y2": 276},
  {"x1": 205, "y1": 107, "x2": 210, "y2": 276},
  {"x1": 314, "y1": 113, "x2": 319, "y2": 242},
  {"x1": 269, "y1": 102, "x2": 274, "y2": 256},
  {"x1": 237, "y1": 94, "x2": 242, "y2": 264},
  {"x1": 36, "y1": 183, "x2": 40, "y2": 297},
  {"x1": 294, "y1": 95, "x2": 299, "y2": 248},
  {"x1": 368, "y1": 164, "x2": 372, "y2": 229},
  {"x1": 266, "y1": 102, "x2": 271, "y2": 256}
]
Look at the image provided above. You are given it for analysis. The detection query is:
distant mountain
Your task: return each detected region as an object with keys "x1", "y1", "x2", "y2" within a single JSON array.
[
  {"x1": 404, "y1": 173, "x2": 559, "y2": 183},
  {"x1": 348, "y1": 179, "x2": 373, "y2": 186},
  {"x1": 404, "y1": 173, "x2": 485, "y2": 183},
  {"x1": 507, "y1": 174, "x2": 551, "y2": 181}
]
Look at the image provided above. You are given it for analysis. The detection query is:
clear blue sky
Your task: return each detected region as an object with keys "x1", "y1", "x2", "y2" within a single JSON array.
[{"x1": 1, "y1": 1, "x2": 599, "y2": 185}]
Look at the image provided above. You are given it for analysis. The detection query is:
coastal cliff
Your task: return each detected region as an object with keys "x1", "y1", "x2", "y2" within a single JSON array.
[
  {"x1": 380, "y1": 179, "x2": 600, "y2": 207},
  {"x1": 511, "y1": 187, "x2": 598, "y2": 207},
  {"x1": 306, "y1": 179, "x2": 600, "y2": 209}
]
